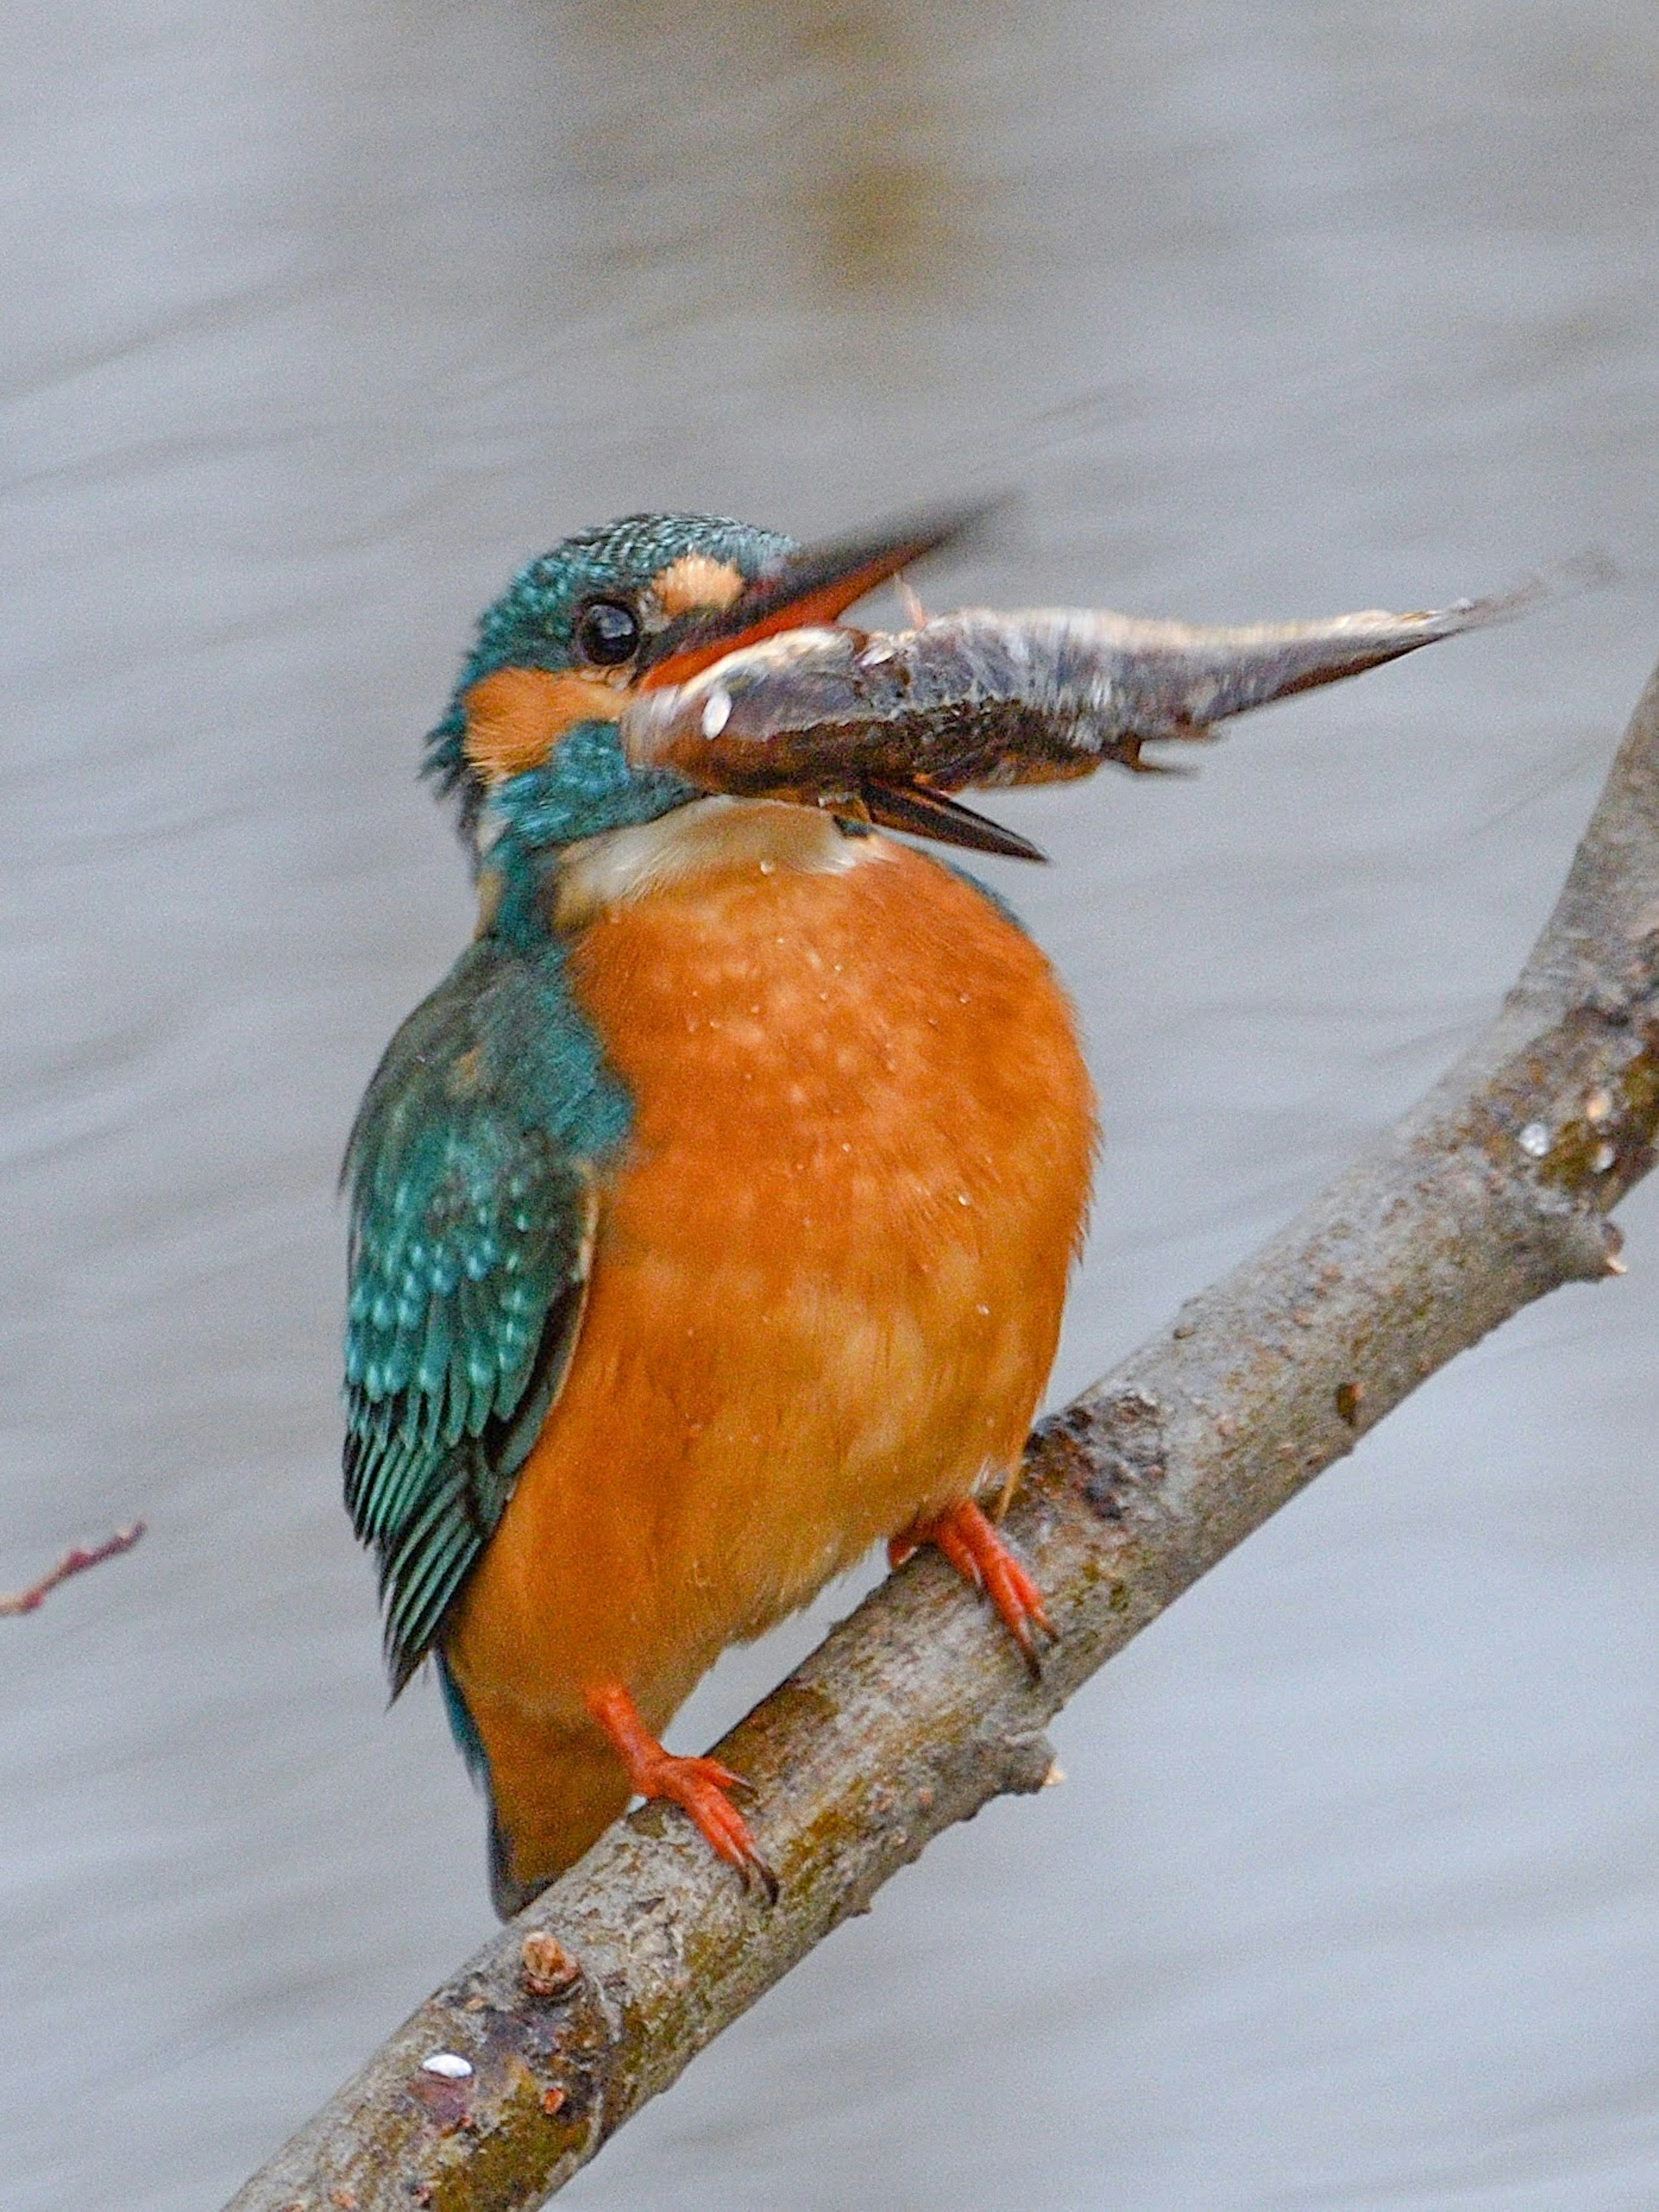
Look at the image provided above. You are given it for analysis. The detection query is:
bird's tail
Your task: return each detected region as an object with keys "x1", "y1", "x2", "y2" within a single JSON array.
[{"x1": 482, "y1": 1710, "x2": 635, "y2": 1920}]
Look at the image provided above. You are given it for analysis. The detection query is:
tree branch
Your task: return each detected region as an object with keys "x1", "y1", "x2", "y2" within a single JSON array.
[
  {"x1": 225, "y1": 659, "x2": 1659, "y2": 2212},
  {"x1": 0, "y1": 1521, "x2": 144, "y2": 1617}
]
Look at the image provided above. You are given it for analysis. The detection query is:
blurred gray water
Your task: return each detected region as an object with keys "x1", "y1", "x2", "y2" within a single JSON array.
[{"x1": 5, "y1": 3, "x2": 1659, "y2": 2206}]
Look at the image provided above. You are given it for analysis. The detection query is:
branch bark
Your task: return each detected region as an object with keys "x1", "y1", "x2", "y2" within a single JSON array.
[{"x1": 226, "y1": 659, "x2": 1659, "y2": 2212}]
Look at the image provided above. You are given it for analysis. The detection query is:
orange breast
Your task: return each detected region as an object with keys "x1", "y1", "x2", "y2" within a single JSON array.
[{"x1": 444, "y1": 817, "x2": 1096, "y2": 1886}]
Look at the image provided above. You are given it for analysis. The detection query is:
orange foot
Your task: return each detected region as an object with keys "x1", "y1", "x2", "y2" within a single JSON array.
[
  {"x1": 888, "y1": 1499, "x2": 1055, "y2": 1673},
  {"x1": 585, "y1": 1682, "x2": 778, "y2": 1902}
]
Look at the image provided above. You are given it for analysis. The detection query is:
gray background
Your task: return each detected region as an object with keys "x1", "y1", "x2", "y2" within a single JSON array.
[{"x1": 5, "y1": 3, "x2": 1659, "y2": 2206}]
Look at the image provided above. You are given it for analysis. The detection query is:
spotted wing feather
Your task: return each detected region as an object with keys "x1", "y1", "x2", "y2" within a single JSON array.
[{"x1": 342, "y1": 938, "x2": 626, "y2": 1692}]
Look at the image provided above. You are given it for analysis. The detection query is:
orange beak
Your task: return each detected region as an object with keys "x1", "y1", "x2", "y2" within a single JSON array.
[{"x1": 636, "y1": 498, "x2": 1002, "y2": 693}]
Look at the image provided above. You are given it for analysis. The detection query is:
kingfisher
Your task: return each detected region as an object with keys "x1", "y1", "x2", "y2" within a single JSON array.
[{"x1": 343, "y1": 509, "x2": 1096, "y2": 1915}]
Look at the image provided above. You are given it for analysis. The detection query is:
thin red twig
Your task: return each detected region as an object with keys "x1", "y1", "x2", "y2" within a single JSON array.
[{"x1": 0, "y1": 1521, "x2": 146, "y2": 1617}]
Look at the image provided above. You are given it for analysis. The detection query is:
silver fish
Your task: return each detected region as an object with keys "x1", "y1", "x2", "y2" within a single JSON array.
[{"x1": 623, "y1": 578, "x2": 1560, "y2": 861}]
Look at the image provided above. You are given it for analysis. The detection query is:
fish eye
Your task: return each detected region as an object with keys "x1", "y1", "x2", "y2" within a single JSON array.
[{"x1": 574, "y1": 597, "x2": 642, "y2": 667}]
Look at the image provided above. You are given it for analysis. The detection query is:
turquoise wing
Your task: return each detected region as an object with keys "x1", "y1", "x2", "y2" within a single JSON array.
[{"x1": 342, "y1": 936, "x2": 629, "y2": 1693}]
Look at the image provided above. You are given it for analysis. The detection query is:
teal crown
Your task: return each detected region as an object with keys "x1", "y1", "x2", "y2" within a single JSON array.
[{"x1": 423, "y1": 512, "x2": 795, "y2": 845}]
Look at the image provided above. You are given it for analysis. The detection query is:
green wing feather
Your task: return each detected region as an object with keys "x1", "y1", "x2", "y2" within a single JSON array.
[{"x1": 342, "y1": 934, "x2": 629, "y2": 1693}]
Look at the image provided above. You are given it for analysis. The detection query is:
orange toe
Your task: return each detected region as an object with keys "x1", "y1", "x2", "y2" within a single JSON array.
[
  {"x1": 890, "y1": 1499, "x2": 1054, "y2": 1670},
  {"x1": 585, "y1": 1683, "x2": 777, "y2": 1899}
]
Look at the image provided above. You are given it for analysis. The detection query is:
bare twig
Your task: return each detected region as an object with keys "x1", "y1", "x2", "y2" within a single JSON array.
[
  {"x1": 225, "y1": 658, "x2": 1659, "y2": 2212},
  {"x1": 0, "y1": 1521, "x2": 145, "y2": 1618}
]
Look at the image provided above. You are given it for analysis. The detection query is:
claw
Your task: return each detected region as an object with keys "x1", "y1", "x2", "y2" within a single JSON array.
[
  {"x1": 889, "y1": 1499, "x2": 1054, "y2": 1675},
  {"x1": 585, "y1": 1682, "x2": 777, "y2": 1899}
]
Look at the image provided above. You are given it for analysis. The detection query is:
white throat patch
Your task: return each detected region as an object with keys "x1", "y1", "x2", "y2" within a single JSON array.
[{"x1": 553, "y1": 798, "x2": 884, "y2": 928}]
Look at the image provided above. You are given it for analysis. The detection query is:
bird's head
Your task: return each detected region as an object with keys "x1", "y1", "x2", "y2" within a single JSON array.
[{"x1": 424, "y1": 506, "x2": 987, "y2": 856}]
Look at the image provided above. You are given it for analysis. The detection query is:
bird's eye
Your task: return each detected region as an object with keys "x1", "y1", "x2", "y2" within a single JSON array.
[{"x1": 575, "y1": 598, "x2": 642, "y2": 667}]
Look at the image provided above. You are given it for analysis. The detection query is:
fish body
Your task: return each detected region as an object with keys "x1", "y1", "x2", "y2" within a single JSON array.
[{"x1": 622, "y1": 583, "x2": 1552, "y2": 844}]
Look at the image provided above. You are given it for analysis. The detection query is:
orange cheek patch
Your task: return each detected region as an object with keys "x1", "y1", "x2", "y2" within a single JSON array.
[
  {"x1": 462, "y1": 666, "x2": 621, "y2": 784},
  {"x1": 653, "y1": 553, "x2": 744, "y2": 619}
]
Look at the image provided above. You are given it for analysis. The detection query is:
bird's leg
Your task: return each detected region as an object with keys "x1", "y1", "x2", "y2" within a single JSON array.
[
  {"x1": 583, "y1": 1682, "x2": 778, "y2": 1901},
  {"x1": 887, "y1": 1499, "x2": 1055, "y2": 1672}
]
